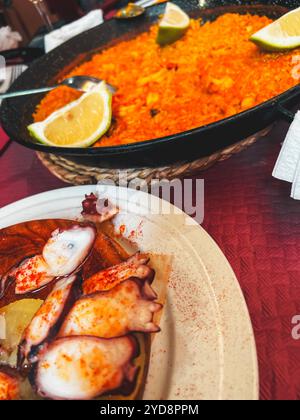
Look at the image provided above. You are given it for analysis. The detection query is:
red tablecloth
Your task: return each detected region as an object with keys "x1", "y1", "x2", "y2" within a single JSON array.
[{"x1": 1, "y1": 121, "x2": 300, "y2": 400}]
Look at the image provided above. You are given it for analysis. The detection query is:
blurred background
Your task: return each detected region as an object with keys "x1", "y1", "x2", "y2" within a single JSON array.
[{"x1": 0, "y1": 0, "x2": 120, "y2": 45}]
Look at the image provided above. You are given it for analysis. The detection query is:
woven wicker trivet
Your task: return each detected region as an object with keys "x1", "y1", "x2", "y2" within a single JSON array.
[{"x1": 37, "y1": 127, "x2": 271, "y2": 185}]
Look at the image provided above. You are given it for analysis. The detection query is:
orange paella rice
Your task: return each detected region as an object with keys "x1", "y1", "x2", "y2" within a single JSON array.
[{"x1": 33, "y1": 13, "x2": 300, "y2": 147}]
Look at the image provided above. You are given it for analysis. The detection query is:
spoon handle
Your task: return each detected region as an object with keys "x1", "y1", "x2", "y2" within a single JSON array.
[{"x1": 0, "y1": 86, "x2": 56, "y2": 100}]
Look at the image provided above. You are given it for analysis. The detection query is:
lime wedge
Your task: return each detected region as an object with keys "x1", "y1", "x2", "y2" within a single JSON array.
[
  {"x1": 157, "y1": 2, "x2": 190, "y2": 46},
  {"x1": 250, "y1": 7, "x2": 300, "y2": 51},
  {"x1": 28, "y1": 81, "x2": 112, "y2": 148}
]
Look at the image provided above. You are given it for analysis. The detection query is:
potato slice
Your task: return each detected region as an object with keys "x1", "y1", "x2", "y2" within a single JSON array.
[{"x1": 0, "y1": 299, "x2": 43, "y2": 366}]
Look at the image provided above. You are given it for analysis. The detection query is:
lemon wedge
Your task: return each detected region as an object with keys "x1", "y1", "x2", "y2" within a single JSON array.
[
  {"x1": 28, "y1": 81, "x2": 112, "y2": 148},
  {"x1": 250, "y1": 7, "x2": 300, "y2": 51},
  {"x1": 156, "y1": 2, "x2": 190, "y2": 46}
]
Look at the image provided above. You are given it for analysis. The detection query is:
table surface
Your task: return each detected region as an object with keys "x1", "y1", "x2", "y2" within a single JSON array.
[{"x1": 1, "y1": 121, "x2": 300, "y2": 400}]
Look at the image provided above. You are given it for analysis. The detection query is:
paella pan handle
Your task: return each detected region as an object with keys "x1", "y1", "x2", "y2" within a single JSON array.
[
  {"x1": 1, "y1": 48, "x2": 44, "y2": 66},
  {"x1": 276, "y1": 84, "x2": 300, "y2": 123},
  {"x1": 277, "y1": 103, "x2": 295, "y2": 123}
]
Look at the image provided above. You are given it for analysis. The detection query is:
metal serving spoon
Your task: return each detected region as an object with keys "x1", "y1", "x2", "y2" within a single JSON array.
[
  {"x1": 115, "y1": 2, "x2": 145, "y2": 19},
  {"x1": 115, "y1": 0, "x2": 158, "y2": 19},
  {"x1": 0, "y1": 76, "x2": 115, "y2": 100}
]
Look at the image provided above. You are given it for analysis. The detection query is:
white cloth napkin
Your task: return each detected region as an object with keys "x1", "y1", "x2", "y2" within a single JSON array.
[
  {"x1": 0, "y1": 26, "x2": 22, "y2": 52},
  {"x1": 44, "y1": 10, "x2": 104, "y2": 53},
  {"x1": 273, "y1": 111, "x2": 300, "y2": 199},
  {"x1": 0, "y1": 65, "x2": 27, "y2": 97}
]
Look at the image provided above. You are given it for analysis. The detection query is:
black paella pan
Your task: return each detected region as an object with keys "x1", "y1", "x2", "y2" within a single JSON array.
[{"x1": 1, "y1": 0, "x2": 300, "y2": 168}]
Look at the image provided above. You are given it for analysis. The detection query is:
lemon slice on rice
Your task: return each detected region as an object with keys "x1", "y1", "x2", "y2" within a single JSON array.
[
  {"x1": 250, "y1": 7, "x2": 300, "y2": 51},
  {"x1": 156, "y1": 2, "x2": 190, "y2": 46},
  {"x1": 28, "y1": 81, "x2": 112, "y2": 148}
]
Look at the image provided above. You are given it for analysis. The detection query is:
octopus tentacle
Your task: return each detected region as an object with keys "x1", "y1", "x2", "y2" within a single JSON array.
[
  {"x1": 59, "y1": 278, "x2": 162, "y2": 339},
  {"x1": 30, "y1": 336, "x2": 139, "y2": 400}
]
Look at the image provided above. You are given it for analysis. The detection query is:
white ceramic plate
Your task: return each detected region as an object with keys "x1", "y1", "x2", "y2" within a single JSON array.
[{"x1": 0, "y1": 186, "x2": 258, "y2": 400}]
